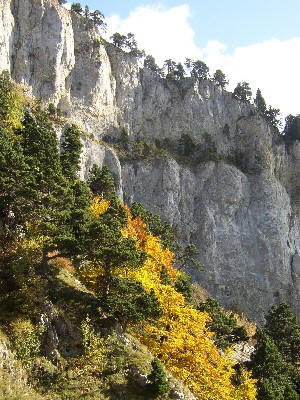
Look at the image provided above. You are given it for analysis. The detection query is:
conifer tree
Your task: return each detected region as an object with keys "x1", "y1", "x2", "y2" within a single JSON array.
[
  {"x1": 249, "y1": 329, "x2": 298, "y2": 400},
  {"x1": 71, "y1": 3, "x2": 83, "y2": 14},
  {"x1": 192, "y1": 60, "x2": 210, "y2": 80},
  {"x1": 148, "y1": 358, "x2": 169, "y2": 395},
  {"x1": 254, "y1": 88, "x2": 267, "y2": 113},
  {"x1": 264, "y1": 303, "x2": 300, "y2": 365},
  {"x1": 0, "y1": 128, "x2": 36, "y2": 253},
  {"x1": 110, "y1": 33, "x2": 127, "y2": 48},
  {"x1": 233, "y1": 81, "x2": 252, "y2": 102},
  {"x1": 16, "y1": 108, "x2": 75, "y2": 265},
  {"x1": 213, "y1": 69, "x2": 229, "y2": 88},
  {"x1": 284, "y1": 114, "x2": 300, "y2": 141},
  {"x1": 60, "y1": 124, "x2": 82, "y2": 182},
  {"x1": 144, "y1": 55, "x2": 161, "y2": 74}
]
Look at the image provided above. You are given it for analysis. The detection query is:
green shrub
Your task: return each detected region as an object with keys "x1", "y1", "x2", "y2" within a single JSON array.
[
  {"x1": 174, "y1": 273, "x2": 194, "y2": 303},
  {"x1": 198, "y1": 298, "x2": 248, "y2": 349},
  {"x1": 101, "y1": 278, "x2": 163, "y2": 328},
  {"x1": 0, "y1": 70, "x2": 25, "y2": 132},
  {"x1": 147, "y1": 358, "x2": 169, "y2": 395},
  {"x1": 10, "y1": 319, "x2": 44, "y2": 370},
  {"x1": 179, "y1": 133, "x2": 195, "y2": 156}
]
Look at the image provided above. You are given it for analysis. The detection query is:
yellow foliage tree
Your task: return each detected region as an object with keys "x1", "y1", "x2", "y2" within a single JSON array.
[
  {"x1": 89, "y1": 196, "x2": 110, "y2": 219},
  {"x1": 121, "y1": 208, "x2": 257, "y2": 400}
]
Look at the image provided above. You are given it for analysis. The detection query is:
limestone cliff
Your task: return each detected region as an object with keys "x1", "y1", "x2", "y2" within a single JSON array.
[{"x1": 0, "y1": 0, "x2": 299, "y2": 322}]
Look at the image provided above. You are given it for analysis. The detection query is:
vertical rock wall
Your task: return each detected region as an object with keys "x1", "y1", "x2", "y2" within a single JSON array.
[{"x1": 0, "y1": 0, "x2": 299, "y2": 322}]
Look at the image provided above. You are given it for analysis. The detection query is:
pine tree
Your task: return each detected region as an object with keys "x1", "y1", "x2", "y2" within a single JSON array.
[
  {"x1": 249, "y1": 329, "x2": 298, "y2": 400},
  {"x1": 88, "y1": 165, "x2": 116, "y2": 199},
  {"x1": 102, "y1": 278, "x2": 162, "y2": 327},
  {"x1": 264, "y1": 303, "x2": 300, "y2": 365},
  {"x1": 254, "y1": 88, "x2": 267, "y2": 113},
  {"x1": 284, "y1": 114, "x2": 300, "y2": 141},
  {"x1": 192, "y1": 60, "x2": 210, "y2": 80},
  {"x1": 110, "y1": 33, "x2": 127, "y2": 48},
  {"x1": 179, "y1": 133, "x2": 195, "y2": 156},
  {"x1": 148, "y1": 358, "x2": 169, "y2": 395},
  {"x1": 0, "y1": 128, "x2": 36, "y2": 254},
  {"x1": 233, "y1": 81, "x2": 252, "y2": 102},
  {"x1": 60, "y1": 124, "x2": 82, "y2": 182},
  {"x1": 144, "y1": 55, "x2": 161, "y2": 74},
  {"x1": 198, "y1": 298, "x2": 248, "y2": 349},
  {"x1": 16, "y1": 108, "x2": 74, "y2": 265},
  {"x1": 174, "y1": 273, "x2": 193, "y2": 303},
  {"x1": 71, "y1": 3, "x2": 83, "y2": 14},
  {"x1": 213, "y1": 69, "x2": 229, "y2": 88}
]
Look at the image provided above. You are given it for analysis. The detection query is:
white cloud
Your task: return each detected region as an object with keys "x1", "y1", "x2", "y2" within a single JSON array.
[
  {"x1": 63, "y1": 2, "x2": 71, "y2": 10},
  {"x1": 105, "y1": 4, "x2": 300, "y2": 117},
  {"x1": 105, "y1": 4, "x2": 202, "y2": 64}
]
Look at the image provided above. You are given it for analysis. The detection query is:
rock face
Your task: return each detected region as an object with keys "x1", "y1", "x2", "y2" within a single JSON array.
[{"x1": 0, "y1": 0, "x2": 299, "y2": 322}]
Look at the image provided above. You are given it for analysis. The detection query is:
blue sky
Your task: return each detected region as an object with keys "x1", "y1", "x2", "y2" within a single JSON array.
[
  {"x1": 84, "y1": 0, "x2": 300, "y2": 51},
  {"x1": 68, "y1": 1, "x2": 300, "y2": 117}
]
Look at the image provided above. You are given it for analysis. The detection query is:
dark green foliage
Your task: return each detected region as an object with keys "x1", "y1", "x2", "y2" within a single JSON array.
[
  {"x1": 17, "y1": 109, "x2": 69, "y2": 203},
  {"x1": 16, "y1": 109, "x2": 74, "y2": 256},
  {"x1": 60, "y1": 124, "x2": 82, "y2": 181},
  {"x1": 254, "y1": 88, "x2": 267, "y2": 113},
  {"x1": 198, "y1": 298, "x2": 248, "y2": 350},
  {"x1": 264, "y1": 303, "x2": 300, "y2": 365},
  {"x1": 85, "y1": 169, "x2": 144, "y2": 296},
  {"x1": 87, "y1": 165, "x2": 116, "y2": 199},
  {"x1": 248, "y1": 329, "x2": 298, "y2": 400},
  {"x1": 102, "y1": 278, "x2": 162, "y2": 326},
  {"x1": 110, "y1": 32, "x2": 127, "y2": 48},
  {"x1": 179, "y1": 133, "x2": 195, "y2": 156},
  {"x1": 233, "y1": 81, "x2": 252, "y2": 102},
  {"x1": 175, "y1": 244, "x2": 202, "y2": 271},
  {"x1": 213, "y1": 69, "x2": 228, "y2": 88},
  {"x1": 163, "y1": 59, "x2": 177, "y2": 80},
  {"x1": 0, "y1": 128, "x2": 36, "y2": 251},
  {"x1": 191, "y1": 60, "x2": 209, "y2": 80},
  {"x1": 284, "y1": 114, "x2": 300, "y2": 141},
  {"x1": 223, "y1": 123, "x2": 230, "y2": 137},
  {"x1": 144, "y1": 55, "x2": 162, "y2": 75},
  {"x1": 120, "y1": 127, "x2": 129, "y2": 149},
  {"x1": 125, "y1": 33, "x2": 137, "y2": 50},
  {"x1": 90, "y1": 10, "x2": 106, "y2": 29},
  {"x1": 47, "y1": 103, "x2": 57, "y2": 116},
  {"x1": 71, "y1": 3, "x2": 83, "y2": 14},
  {"x1": 67, "y1": 180, "x2": 92, "y2": 259},
  {"x1": 130, "y1": 202, "x2": 175, "y2": 250},
  {"x1": 85, "y1": 219, "x2": 146, "y2": 292},
  {"x1": 265, "y1": 106, "x2": 281, "y2": 130},
  {"x1": 162, "y1": 60, "x2": 184, "y2": 80},
  {"x1": 174, "y1": 63, "x2": 185, "y2": 80},
  {"x1": 147, "y1": 358, "x2": 169, "y2": 395},
  {"x1": 174, "y1": 273, "x2": 193, "y2": 303},
  {"x1": 227, "y1": 151, "x2": 250, "y2": 173}
]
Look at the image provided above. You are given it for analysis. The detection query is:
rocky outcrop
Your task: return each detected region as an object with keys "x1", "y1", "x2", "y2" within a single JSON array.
[{"x1": 0, "y1": 0, "x2": 299, "y2": 322}]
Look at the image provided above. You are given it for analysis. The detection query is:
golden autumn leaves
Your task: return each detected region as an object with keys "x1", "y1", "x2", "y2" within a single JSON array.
[{"x1": 79, "y1": 197, "x2": 257, "y2": 400}]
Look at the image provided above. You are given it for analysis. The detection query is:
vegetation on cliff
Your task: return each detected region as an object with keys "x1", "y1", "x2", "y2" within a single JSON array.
[{"x1": 0, "y1": 72, "x2": 299, "y2": 399}]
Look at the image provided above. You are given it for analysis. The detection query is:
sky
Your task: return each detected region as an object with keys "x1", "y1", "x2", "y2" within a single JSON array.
[{"x1": 67, "y1": 1, "x2": 300, "y2": 118}]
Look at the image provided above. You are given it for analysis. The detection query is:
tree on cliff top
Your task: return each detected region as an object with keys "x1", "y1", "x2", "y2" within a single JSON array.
[
  {"x1": 71, "y1": 3, "x2": 83, "y2": 14},
  {"x1": 233, "y1": 81, "x2": 252, "y2": 102}
]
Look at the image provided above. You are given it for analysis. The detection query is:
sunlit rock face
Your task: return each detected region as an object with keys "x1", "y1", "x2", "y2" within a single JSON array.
[{"x1": 1, "y1": 0, "x2": 299, "y2": 322}]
